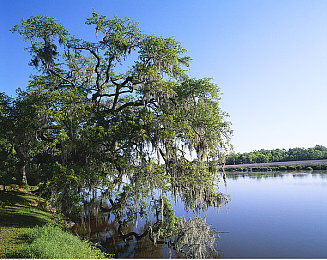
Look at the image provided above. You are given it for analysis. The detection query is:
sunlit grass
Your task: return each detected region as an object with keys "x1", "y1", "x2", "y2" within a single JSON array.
[
  {"x1": 0, "y1": 188, "x2": 108, "y2": 258},
  {"x1": 14, "y1": 224, "x2": 107, "y2": 258},
  {"x1": 0, "y1": 189, "x2": 59, "y2": 258}
]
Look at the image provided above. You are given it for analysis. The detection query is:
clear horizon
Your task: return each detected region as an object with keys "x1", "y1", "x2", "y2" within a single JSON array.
[{"x1": 1, "y1": 0, "x2": 326, "y2": 153}]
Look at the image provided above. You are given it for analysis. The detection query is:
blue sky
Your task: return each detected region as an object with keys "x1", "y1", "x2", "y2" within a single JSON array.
[{"x1": 1, "y1": 0, "x2": 326, "y2": 153}]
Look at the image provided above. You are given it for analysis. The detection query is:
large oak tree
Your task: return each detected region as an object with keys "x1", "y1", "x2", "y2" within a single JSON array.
[{"x1": 9, "y1": 12, "x2": 232, "y2": 256}]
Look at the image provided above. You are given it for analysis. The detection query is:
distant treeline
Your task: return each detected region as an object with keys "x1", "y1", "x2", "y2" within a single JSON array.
[
  {"x1": 225, "y1": 164, "x2": 327, "y2": 172},
  {"x1": 226, "y1": 145, "x2": 327, "y2": 165}
]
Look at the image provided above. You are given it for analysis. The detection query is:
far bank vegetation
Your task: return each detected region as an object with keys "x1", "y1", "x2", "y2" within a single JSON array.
[{"x1": 226, "y1": 145, "x2": 327, "y2": 165}]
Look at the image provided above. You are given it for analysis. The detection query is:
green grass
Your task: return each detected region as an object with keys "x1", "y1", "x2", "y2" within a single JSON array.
[
  {"x1": 14, "y1": 224, "x2": 106, "y2": 258},
  {"x1": 0, "y1": 188, "x2": 60, "y2": 258},
  {"x1": 0, "y1": 188, "x2": 107, "y2": 258}
]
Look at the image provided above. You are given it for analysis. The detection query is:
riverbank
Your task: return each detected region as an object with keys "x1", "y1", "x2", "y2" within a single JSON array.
[
  {"x1": 0, "y1": 186, "x2": 107, "y2": 258},
  {"x1": 222, "y1": 159, "x2": 327, "y2": 172}
]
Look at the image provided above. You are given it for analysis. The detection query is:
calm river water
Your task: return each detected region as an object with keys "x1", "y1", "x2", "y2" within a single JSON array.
[{"x1": 73, "y1": 171, "x2": 327, "y2": 258}]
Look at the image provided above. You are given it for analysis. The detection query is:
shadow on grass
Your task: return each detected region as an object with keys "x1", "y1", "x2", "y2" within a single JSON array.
[
  {"x1": 0, "y1": 191, "x2": 54, "y2": 228},
  {"x1": 0, "y1": 209, "x2": 49, "y2": 228},
  {"x1": 0, "y1": 191, "x2": 28, "y2": 206}
]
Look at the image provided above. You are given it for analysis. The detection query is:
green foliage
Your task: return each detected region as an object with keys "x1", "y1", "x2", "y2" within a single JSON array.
[
  {"x1": 11, "y1": 15, "x2": 68, "y2": 71},
  {"x1": 226, "y1": 164, "x2": 327, "y2": 172},
  {"x1": 15, "y1": 224, "x2": 107, "y2": 259},
  {"x1": 288, "y1": 165, "x2": 300, "y2": 171},
  {"x1": 7, "y1": 12, "x2": 232, "y2": 250},
  {"x1": 311, "y1": 164, "x2": 327, "y2": 170},
  {"x1": 0, "y1": 93, "x2": 15, "y2": 185},
  {"x1": 148, "y1": 195, "x2": 181, "y2": 243},
  {"x1": 226, "y1": 145, "x2": 327, "y2": 165}
]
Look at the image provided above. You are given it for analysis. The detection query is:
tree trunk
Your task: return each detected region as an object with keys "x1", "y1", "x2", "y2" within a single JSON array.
[
  {"x1": 20, "y1": 163, "x2": 28, "y2": 185},
  {"x1": 15, "y1": 145, "x2": 28, "y2": 185}
]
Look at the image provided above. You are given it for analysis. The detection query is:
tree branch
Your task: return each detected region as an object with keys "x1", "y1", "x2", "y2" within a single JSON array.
[
  {"x1": 71, "y1": 46, "x2": 102, "y2": 90},
  {"x1": 101, "y1": 56, "x2": 115, "y2": 87},
  {"x1": 115, "y1": 98, "x2": 156, "y2": 113},
  {"x1": 48, "y1": 69, "x2": 76, "y2": 88}
]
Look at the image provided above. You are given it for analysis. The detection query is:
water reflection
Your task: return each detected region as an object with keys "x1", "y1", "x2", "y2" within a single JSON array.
[
  {"x1": 226, "y1": 171, "x2": 327, "y2": 180},
  {"x1": 72, "y1": 171, "x2": 327, "y2": 258},
  {"x1": 226, "y1": 172, "x2": 285, "y2": 180},
  {"x1": 72, "y1": 215, "x2": 167, "y2": 258},
  {"x1": 72, "y1": 214, "x2": 222, "y2": 258},
  {"x1": 216, "y1": 171, "x2": 327, "y2": 258},
  {"x1": 71, "y1": 188, "x2": 226, "y2": 258},
  {"x1": 69, "y1": 164, "x2": 229, "y2": 258},
  {"x1": 226, "y1": 171, "x2": 327, "y2": 184},
  {"x1": 312, "y1": 171, "x2": 327, "y2": 178}
]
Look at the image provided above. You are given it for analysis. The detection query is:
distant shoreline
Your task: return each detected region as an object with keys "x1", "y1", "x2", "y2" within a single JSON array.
[{"x1": 222, "y1": 159, "x2": 327, "y2": 169}]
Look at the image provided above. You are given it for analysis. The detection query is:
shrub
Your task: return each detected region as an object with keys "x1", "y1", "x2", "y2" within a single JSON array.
[
  {"x1": 287, "y1": 165, "x2": 297, "y2": 171},
  {"x1": 313, "y1": 165, "x2": 322, "y2": 170},
  {"x1": 15, "y1": 224, "x2": 107, "y2": 259},
  {"x1": 297, "y1": 165, "x2": 304, "y2": 170}
]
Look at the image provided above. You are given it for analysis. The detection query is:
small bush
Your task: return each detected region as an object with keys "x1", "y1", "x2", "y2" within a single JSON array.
[
  {"x1": 15, "y1": 224, "x2": 107, "y2": 259},
  {"x1": 287, "y1": 165, "x2": 297, "y2": 171}
]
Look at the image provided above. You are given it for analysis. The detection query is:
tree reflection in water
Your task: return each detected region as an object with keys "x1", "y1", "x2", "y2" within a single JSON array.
[
  {"x1": 72, "y1": 197, "x2": 224, "y2": 258},
  {"x1": 69, "y1": 167, "x2": 229, "y2": 258}
]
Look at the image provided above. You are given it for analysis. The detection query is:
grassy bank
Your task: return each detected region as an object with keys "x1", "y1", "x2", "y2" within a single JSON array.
[{"x1": 0, "y1": 186, "x2": 107, "y2": 258}]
